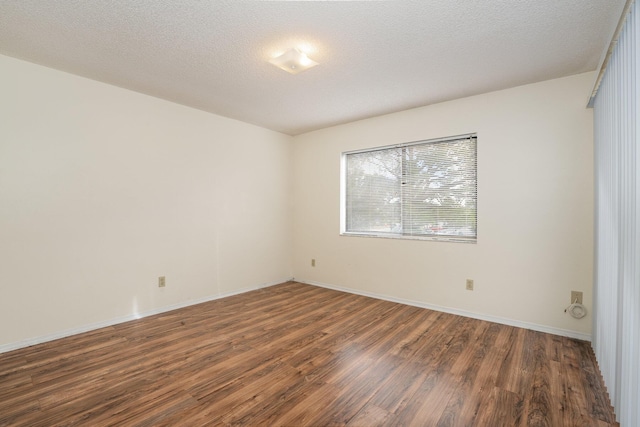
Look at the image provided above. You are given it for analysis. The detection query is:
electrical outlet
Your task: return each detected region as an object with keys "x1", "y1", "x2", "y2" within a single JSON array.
[
  {"x1": 571, "y1": 291, "x2": 583, "y2": 304},
  {"x1": 466, "y1": 279, "x2": 474, "y2": 291},
  {"x1": 158, "y1": 276, "x2": 166, "y2": 288},
  {"x1": 311, "y1": 259, "x2": 316, "y2": 267}
]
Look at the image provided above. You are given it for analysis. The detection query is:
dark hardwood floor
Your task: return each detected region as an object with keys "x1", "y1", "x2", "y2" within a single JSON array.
[{"x1": 0, "y1": 281, "x2": 617, "y2": 426}]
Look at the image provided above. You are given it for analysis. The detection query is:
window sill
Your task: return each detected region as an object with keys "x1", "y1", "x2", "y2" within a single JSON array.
[{"x1": 340, "y1": 232, "x2": 477, "y2": 244}]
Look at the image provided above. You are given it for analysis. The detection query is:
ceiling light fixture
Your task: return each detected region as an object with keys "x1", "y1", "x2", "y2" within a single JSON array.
[{"x1": 269, "y1": 48, "x2": 318, "y2": 74}]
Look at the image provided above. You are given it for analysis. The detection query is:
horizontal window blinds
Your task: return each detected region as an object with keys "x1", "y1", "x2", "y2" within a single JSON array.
[
  {"x1": 346, "y1": 148, "x2": 402, "y2": 234},
  {"x1": 344, "y1": 135, "x2": 477, "y2": 242}
]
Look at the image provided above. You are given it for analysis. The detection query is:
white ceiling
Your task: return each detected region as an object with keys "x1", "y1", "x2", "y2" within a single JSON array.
[{"x1": 0, "y1": 0, "x2": 626, "y2": 136}]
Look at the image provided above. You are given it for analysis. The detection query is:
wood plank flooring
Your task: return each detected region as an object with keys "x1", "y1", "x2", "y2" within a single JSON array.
[{"x1": 0, "y1": 281, "x2": 617, "y2": 426}]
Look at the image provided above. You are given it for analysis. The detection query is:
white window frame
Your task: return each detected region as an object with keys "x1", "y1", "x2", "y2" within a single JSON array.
[{"x1": 340, "y1": 133, "x2": 477, "y2": 243}]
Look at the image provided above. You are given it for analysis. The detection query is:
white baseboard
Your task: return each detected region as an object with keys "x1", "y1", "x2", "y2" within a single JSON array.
[
  {"x1": 297, "y1": 278, "x2": 592, "y2": 342},
  {"x1": 0, "y1": 277, "x2": 293, "y2": 354},
  {"x1": 1, "y1": 276, "x2": 589, "y2": 354}
]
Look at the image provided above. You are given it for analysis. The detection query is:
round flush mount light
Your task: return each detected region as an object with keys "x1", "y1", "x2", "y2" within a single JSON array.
[{"x1": 269, "y1": 48, "x2": 318, "y2": 74}]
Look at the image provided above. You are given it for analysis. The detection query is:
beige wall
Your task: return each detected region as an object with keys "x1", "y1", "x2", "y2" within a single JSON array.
[
  {"x1": 0, "y1": 55, "x2": 293, "y2": 348},
  {"x1": 291, "y1": 72, "x2": 595, "y2": 338},
  {"x1": 0, "y1": 52, "x2": 595, "y2": 349}
]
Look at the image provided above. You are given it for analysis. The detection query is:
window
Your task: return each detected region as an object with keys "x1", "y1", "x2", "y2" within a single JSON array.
[{"x1": 341, "y1": 134, "x2": 477, "y2": 243}]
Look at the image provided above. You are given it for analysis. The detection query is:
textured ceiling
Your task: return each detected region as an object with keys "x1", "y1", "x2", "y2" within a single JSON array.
[{"x1": 0, "y1": 0, "x2": 626, "y2": 135}]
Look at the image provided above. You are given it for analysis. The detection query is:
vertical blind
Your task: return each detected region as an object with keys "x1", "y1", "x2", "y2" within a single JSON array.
[
  {"x1": 592, "y1": 1, "x2": 640, "y2": 425},
  {"x1": 343, "y1": 134, "x2": 477, "y2": 242}
]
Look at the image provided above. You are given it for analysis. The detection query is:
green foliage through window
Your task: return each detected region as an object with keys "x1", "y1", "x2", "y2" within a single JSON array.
[{"x1": 342, "y1": 134, "x2": 477, "y2": 242}]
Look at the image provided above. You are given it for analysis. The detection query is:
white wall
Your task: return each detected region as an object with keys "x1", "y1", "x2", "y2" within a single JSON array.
[
  {"x1": 292, "y1": 72, "x2": 595, "y2": 338},
  {"x1": 0, "y1": 52, "x2": 595, "y2": 349},
  {"x1": 0, "y1": 55, "x2": 293, "y2": 349}
]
